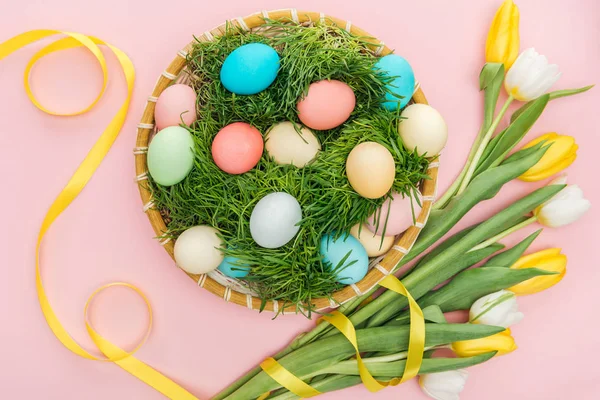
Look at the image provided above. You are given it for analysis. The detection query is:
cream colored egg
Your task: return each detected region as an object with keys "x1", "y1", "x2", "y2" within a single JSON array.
[
  {"x1": 265, "y1": 122, "x2": 321, "y2": 167},
  {"x1": 350, "y1": 224, "x2": 395, "y2": 257},
  {"x1": 346, "y1": 142, "x2": 395, "y2": 199},
  {"x1": 174, "y1": 226, "x2": 224, "y2": 274},
  {"x1": 398, "y1": 104, "x2": 448, "y2": 156}
]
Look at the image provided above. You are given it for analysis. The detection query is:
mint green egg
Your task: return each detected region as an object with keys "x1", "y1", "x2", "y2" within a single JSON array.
[{"x1": 147, "y1": 126, "x2": 195, "y2": 186}]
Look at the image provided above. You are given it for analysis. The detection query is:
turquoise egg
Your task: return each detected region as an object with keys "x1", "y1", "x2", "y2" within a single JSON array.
[
  {"x1": 320, "y1": 233, "x2": 369, "y2": 285},
  {"x1": 218, "y1": 256, "x2": 250, "y2": 278},
  {"x1": 375, "y1": 54, "x2": 415, "y2": 111},
  {"x1": 220, "y1": 43, "x2": 280, "y2": 95},
  {"x1": 147, "y1": 126, "x2": 195, "y2": 186}
]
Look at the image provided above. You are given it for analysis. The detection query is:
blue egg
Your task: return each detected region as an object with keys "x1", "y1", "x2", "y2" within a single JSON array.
[
  {"x1": 218, "y1": 255, "x2": 251, "y2": 278},
  {"x1": 374, "y1": 54, "x2": 415, "y2": 111},
  {"x1": 220, "y1": 43, "x2": 280, "y2": 95},
  {"x1": 320, "y1": 233, "x2": 369, "y2": 285}
]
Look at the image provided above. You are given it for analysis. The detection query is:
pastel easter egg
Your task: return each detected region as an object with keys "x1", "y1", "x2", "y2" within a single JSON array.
[
  {"x1": 297, "y1": 80, "x2": 356, "y2": 130},
  {"x1": 212, "y1": 122, "x2": 264, "y2": 174},
  {"x1": 375, "y1": 54, "x2": 415, "y2": 110},
  {"x1": 346, "y1": 142, "x2": 395, "y2": 199},
  {"x1": 265, "y1": 122, "x2": 321, "y2": 167},
  {"x1": 366, "y1": 192, "x2": 422, "y2": 236},
  {"x1": 154, "y1": 84, "x2": 198, "y2": 129},
  {"x1": 350, "y1": 224, "x2": 395, "y2": 257},
  {"x1": 320, "y1": 233, "x2": 368, "y2": 285},
  {"x1": 147, "y1": 126, "x2": 195, "y2": 186},
  {"x1": 250, "y1": 192, "x2": 302, "y2": 249},
  {"x1": 218, "y1": 256, "x2": 250, "y2": 278},
  {"x1": 398, "y1": 104, "x2": 448, "y2": 156},
  {"x1": 174, "y1": 226, "x2": 224, "y2": 274},
  {"x1": 220, "y1": 43, "x2": 280, "y2": 95}
]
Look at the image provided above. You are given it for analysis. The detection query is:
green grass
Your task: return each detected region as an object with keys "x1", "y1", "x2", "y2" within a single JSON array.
[{"x1": 147, "y1": 18, "x2": 429, "y2": 315}]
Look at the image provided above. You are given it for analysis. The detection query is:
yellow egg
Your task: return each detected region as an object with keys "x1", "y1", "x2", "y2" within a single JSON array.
[
  {"x1": 350, "y1": 224, "x2": 395, "y2": 257},
  {"x1": 265, "y1": 122, "x2": 321, "y2": 167},
  {"x1": 346, "y1": 142, "x2": 395, "y2": 199}
]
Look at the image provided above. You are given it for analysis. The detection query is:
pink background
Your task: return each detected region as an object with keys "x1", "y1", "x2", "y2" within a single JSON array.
[{"x1": 1, "y1": 0, "x2": 599, "y2": 398}]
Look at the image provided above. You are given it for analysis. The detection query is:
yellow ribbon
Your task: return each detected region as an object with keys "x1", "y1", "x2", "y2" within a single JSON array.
[
  {"x1": 259, "y1": 274, "x2": 425, "y2": 396},
  {"x1": 320, "y1": 275, "x2": 424, "y2": 391},
  {"x1": 259, "y1": 358, "x2": 321, "y2": 398},
  {"x1": 1, "y1": 30, "x2": 198, "y2": 399}
]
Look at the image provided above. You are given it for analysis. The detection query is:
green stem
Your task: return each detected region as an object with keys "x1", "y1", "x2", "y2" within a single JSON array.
[
  {"x1": 456, "y1": 95, "x2": 514, "y2": 196},
  {"x1": 469, "y1": 216, "x2": 537, "y2": 252},
  {"x1": 433, "y1": 126, "x2": 485, "y2": 210}
]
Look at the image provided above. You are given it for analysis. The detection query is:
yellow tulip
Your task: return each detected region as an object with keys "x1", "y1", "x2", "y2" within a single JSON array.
[
  {"x1": 485, "y1": 0, "x2": 520, "y2": 70},
  {"x1": 452, "y1": 329, "x2": 517, "y2": 357},
  {"x1": 508, "y1": 248, "x2": 567, "y2": 295},
  {"x1": 519, "y1": 133, "x2": 578, "y2": 182}
]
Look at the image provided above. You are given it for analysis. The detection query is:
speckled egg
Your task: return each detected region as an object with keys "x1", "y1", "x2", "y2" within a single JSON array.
[
  {"x1": 174, "y1": 226, "x2": 224, "y2": 274},
  {"x1": 265, "y1": 122, "x2": 321, "y2": 167},
  {"x1": 350, "y1": 224, "x2": 395, "y2": 257},
  {"x1": 218, "y1": 255, "x2": 250, "y2": 278},
  {"x1": 320, "y1": 233, "x2": 368, "y2": 285},
  {"x1": 250, "y1": 192, "x2": 302, "y2": 249},
  {"x1": 366, "y1": 192, "x2": 422, "y2": 236},
  {"x1": 212, "y1": 122, "x2": 264, "y2": 174},
  {"x1": 147, "y1": 126, "x2": 195, "y2": 186},
  {"x1": 375, "y1": 54, "x2": 415, "y2": 110},
  {"x1": 297, "y1": 80, "x2": 356, "y2": 130},
  {"x1": 398, "y1": 104, "x2": 448, "y2": 156},
  {"x1": 346, "y1": 142, "x2": 395, "y2": 199},
  {"x1": 154, "y1": 84, "x2": 198, "y2": 129},
  {"x1": 220, "y1": 43, "x2": 280, "y2": 95}
]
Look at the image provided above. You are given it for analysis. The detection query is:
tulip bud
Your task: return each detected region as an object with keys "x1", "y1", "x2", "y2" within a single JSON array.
[
  {"x1": 518, "y1": 133, "x2": 578, "y2": 181},
  {"x1": 419, "y1": 370, "x2": 468, "y2": 400},
  {"x1": 452, "y1": 329, "x2": 517, "y2": 357},
  {"x1": 508, "y1": 248, "x2": 567, "y2": 295},
  {"x1": 485, "y1": 0, "x2": 520, "y2": 69},
  {"x1": 505, "y1": 48, "x2": 561, "y2": 101},
  {"x1": 469, "y1": 290, "x2": 523, "y2": 328},
  {"x1": 535, "y1": 175, "x2": 591, "y2": 227}
]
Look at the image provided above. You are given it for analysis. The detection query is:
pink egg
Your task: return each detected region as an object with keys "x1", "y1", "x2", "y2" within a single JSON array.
[
  {"x1": 155, "y1": 84, "x2": 197, "y2": 129},
  {"x1": 366, "y1": 192, "x2": 422, "y2": 236},
  {"x1": 297, "y1": 80, "x2": 356, "y2": 130},
  {"x1": 212, "y1": 122, "x2": 264, "y2": 174}
]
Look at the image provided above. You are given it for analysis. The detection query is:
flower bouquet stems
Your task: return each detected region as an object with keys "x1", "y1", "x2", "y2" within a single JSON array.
[{"x1": 214, "y1": 1, "x2": 593, "y2": 399}]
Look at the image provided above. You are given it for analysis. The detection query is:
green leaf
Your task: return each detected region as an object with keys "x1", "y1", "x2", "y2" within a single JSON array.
[
  {"x1": 420, "y1": 267, "x2": 558, "y2": 312},
  {"x1": 413, "y1": 225, "x2": 479, "y2": 269},
  {"x1": 392, "y1": 304, "x2": 447, "y2": 325},
  {"x1": 474, "y1": 94, "x2": 549, "y2": 176},
  {"x1": 480, "y1": 63, "x2": 505, "y2": 90},
  {"x1": 511, "y1": 85, "x2": 595, "y2": 123},
  {"x1": 366, "y1": 183, "x2": 564, "y2": 327},
  {"x1": 485, "y1": 229, "x2": 542, "y2": 268},
  {"x1": 406, "y1": 145, "x2": 549, "y2": 260}
]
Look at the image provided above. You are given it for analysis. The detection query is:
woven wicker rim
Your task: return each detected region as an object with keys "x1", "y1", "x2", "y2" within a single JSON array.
[{"x1": 134, "y1": 8, "x2": 439, "y2": 314}]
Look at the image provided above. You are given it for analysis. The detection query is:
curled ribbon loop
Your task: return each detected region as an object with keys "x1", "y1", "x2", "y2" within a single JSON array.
[
  {"x1": 320, "y1": 275, "x2": 425, "y2": 391},
  {"x1": 1, "y1": 31, "x2": 198, "y2": 399}
]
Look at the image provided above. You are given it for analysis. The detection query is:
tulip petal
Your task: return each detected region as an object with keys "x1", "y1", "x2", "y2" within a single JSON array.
[
  {"x1": 519, "y1": 153, "x2": 576, "y2": 182},
  {"x1": 510, "y1": 248, "x2": 562, "y2": 270},
  {"x1": 536, "y1": 194, "x2": 591, "y2": 227},
  {"x1": 522, "y1": 132, "x2": 559, "y2": 149},
  {"x1": 452, "y1": 329, "x2": 517, "y2": 357},
  {"x1": 509, "y1": 253, "x2": 567, "y2": 295}
]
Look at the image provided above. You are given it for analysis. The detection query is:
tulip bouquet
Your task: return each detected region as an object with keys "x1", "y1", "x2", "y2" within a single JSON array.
[{"x1": 213, "y1": 1, "x2": 592, "y2": 399}]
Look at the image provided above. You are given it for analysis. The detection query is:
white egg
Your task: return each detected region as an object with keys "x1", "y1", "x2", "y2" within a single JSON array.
[
  {"x1": 265, "y1": 121, "x2": 321, "y2": 168},
  {"x1": 250, "y1": 192, "x2": 302, "y2": 248},
  {"x1": 174, "y1": 226, "x2": 224, "y2": 274},
  {"x1": 398, "y1": 104, "x2": 448, "y2": 156}
]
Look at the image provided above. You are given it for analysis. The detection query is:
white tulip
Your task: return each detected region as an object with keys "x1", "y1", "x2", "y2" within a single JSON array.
[
  {"x1": 505, "y1": 48, "x2": 561, "y2": 101},
  {"x1": 535, "y1": 175, "x2": 591, "y2": 228},
  {"x1": 419, "y1": 370, "x2": 468, "y2": 400},
  {"x1": 469, "y1": 290, "x2": 523, "y2": 328}
]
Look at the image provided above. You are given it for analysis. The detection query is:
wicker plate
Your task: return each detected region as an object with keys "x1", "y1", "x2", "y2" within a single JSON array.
[{"x1": 135, "y1": 8, "x2": 439, "y2": 314}]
